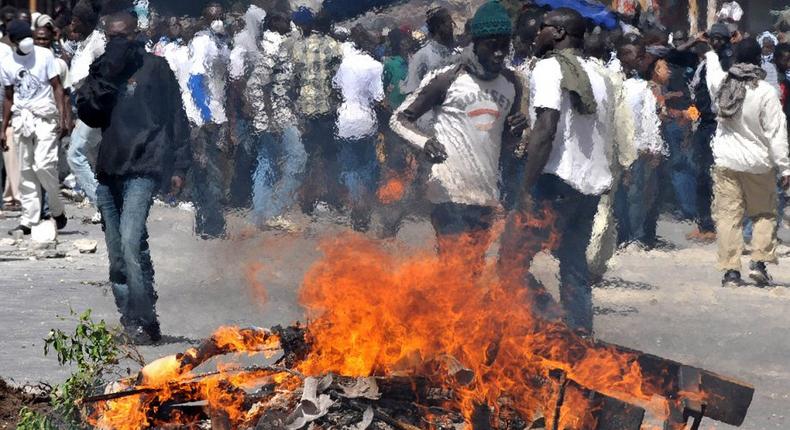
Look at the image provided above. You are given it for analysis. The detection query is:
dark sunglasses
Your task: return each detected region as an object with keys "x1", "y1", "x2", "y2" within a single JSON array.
[{"x1": 540, "y1": 23, "x2": 561, "y2": 32}]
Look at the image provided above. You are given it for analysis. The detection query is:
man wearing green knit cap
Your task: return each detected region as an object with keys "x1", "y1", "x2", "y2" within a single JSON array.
[{"x1": 391, "y1": 0, "x2": 527, "y2": 275}]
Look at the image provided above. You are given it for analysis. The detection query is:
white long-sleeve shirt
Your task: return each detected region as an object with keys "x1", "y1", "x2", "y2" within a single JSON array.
[{"x1": 705, "y1": 51, "x2": 790, "y2": 177}]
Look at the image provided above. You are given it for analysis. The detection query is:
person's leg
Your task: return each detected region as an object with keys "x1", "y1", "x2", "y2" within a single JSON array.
[
  {"x1": 66, "y1": 120, "x2": 101, "y2": 203},
  {"x1": 251, "y1": 132, "x2": 278, "y2": 223},
  {"x1": 299, "y1": 119, "x2": 322, "y2": 214},
  {"x1": 430, "y1": 202, "x2": 494, "y2": 276},
  {"x1": 665, "y1": 120, "x2": 697, "y2": 219},
  {"x1": 272, "y1": 125, "x2": 306, "y2": 216},
  {"x1": 32, "y1": 119, "x2": 65, "y2": 218},
  {"x1": 587, "y1": 189, "x2": 616, "y2": 279},
  {"x1": 641, "y1": 156, "x2": 663, "y2": 247},
  {"x1": 694, "y1": 122, "x2": 716, "y2": 233},
  {"x1": 15, "y1": 132, "x2": 42, "y2": 228},
  {"x1": 712, "y1": 167, "x2": 746, "y2": 273},
  {"x1": 742, "y1": 171, "x2": 779, "y2": 266},
  {"x1": 614, "y1": 174, "x2": 631, "y2": 245},
  {"x1": 192, "y1": 126, "x2": 227, "y2": 238},
  {"x1": 95, "y1": 178, "x2": 129, "y2": 321},
  {"x1": 3, "y1": 126, "x2": 21, "y2": 205},
  {"x1": 626, "y1": 156, "x2": 650, "y2": 244},
  {"x1": 118, "y1": 176, "x2": 158, "y2": 328},
  {"x1": 339, "y1": 137, "x2": 378, "y2": 231},
  {"x1": 549, "y1": 181, "x2": 600, "y2": 334},
  {"x1": 227, "y1": 118, "x2": 256, "y2": 209}
]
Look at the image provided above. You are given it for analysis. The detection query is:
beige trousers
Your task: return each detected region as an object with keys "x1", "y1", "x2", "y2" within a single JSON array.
[
  {"x1": 15, "y1": 117, "x2": 64, "y2": 227},
  {"x1": 3, "y1": 126, "x2": 21, "y2": 203},
  {"x1": 712, "y1": 167, "x2": 778, "y2": 272}
]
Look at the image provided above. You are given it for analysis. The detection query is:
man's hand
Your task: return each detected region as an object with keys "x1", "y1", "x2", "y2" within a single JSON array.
[
  {"x1": 0, "y1": 131, "x2": 7, "y2": 152},
  {"x1": 781, "y1": 175, "x2": 790, "y2": 191},
  {"x1": 507, "y1": 112, "x2": 528, "y2": 137},
  {"x1": 424, "y1": 137, "x2": 448, "y2": 164}
]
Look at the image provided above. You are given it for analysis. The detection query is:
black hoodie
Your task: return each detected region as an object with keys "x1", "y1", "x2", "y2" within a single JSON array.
[{"x1": 76, "y1": 42, "x2": 191, "y2": 182}]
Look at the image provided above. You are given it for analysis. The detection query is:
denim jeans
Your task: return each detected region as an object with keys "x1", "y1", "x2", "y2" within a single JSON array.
[
  {"x1": 615, "y1": 154, "x2": 662, "y2": 246},
  {"x1": 191, "y1": 124, "x2": 231, "y2": 238},
  {"x1": 663, "y1": 119, "x2": 697, "y2": 220},
  {"x1": 431, "y1": 202, "x2": 495, "y2": 276},
  {"x1": 694, "y1": 121, "x2": 717, "y2": 232},
  {"x1": 96, "y1": 175, "x2": 157, "y2": 326},
  {"x1": 227, "y1": 118, "x2": 257, "y2": 209},
  {"x1": 300, "y1": 115, "x2": 344, "y2": 213},
  {"x1": 252, "y1": 126, "x2": 306, "y2": 223},
  {"x1": 500, "y1": 174, "x2": 600, "y2": 333},
  {"x1": 338, "y1": 137, "x2": 379, "y2": 230},
  {"x1": 67, "y1": 120, "x2": 102, "y2": 203}
]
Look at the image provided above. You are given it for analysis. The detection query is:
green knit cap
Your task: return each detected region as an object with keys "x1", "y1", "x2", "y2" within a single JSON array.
[{"x1": 470, "y1": 0, "x2": 513, "y2": 39}]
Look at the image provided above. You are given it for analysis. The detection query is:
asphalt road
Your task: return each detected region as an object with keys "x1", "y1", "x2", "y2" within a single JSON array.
[{"x1": 1, "y1": 202, "x2": 789, "y2": 429}]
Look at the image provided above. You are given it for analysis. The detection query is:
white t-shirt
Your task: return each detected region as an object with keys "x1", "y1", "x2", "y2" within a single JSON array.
[
  {"x1": 530, "y1": 56, "x2": 613, "y2": 196},
  {"x1": 0, "y1": 46, "x2": 59, "y2": 107},
  {"x1": 622, "y1": 78, "x2": 665, "y2": 155},
  {"x1": 0, "y1": 42, "x2": 12, "y2": 60},
  {"x1": 333, "y1": 45, "x2": 384, "y2": 140},
  {"x1": 391, "y1": 65, "x2": 519, "y2": 206}
]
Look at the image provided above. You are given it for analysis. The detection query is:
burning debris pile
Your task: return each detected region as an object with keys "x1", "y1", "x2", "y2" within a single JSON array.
[{"x1": 84, "y1": 236, "x2": 754, "y2": 429}]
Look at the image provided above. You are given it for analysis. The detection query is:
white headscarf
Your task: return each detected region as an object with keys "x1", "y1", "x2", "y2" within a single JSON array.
[{"x1": 758, "y1": 31, "x2": 779, "y2": 62}]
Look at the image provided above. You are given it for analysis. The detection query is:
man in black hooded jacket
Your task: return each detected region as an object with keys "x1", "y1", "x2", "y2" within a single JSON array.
[{"x1": 76, "y1": 10, "x2": 190, "y2": 344}]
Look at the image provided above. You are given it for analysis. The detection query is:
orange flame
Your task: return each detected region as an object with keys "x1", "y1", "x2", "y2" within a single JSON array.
[{"x1": 296, "y1": 225, "x2": 677, "y2": 423}]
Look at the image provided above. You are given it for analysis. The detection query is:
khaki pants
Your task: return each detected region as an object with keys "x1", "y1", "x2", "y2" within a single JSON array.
[
  {"x1": 712, "y1": 167, "x2": 778, "y2": 272},
  {"x1": 3, "y1": 126, "x2": 21, "y2": 203},
  {"x1": 15, "y1": 117, "x2": 64, "y2": 227}
]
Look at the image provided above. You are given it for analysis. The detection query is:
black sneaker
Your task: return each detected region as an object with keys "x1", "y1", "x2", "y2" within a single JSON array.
[
  {"x1": 54, "y1": 213, "x2": 67, "y2": 230},
  {"x1": 121, "y1": 318, "x2": 161, "y2": 345},
  {"x1": 749, "y1": 261, "x2": 771, "y2": 287},
  {"x1": 722, "y1": 270, "x2": 745, "y2": 288},
  {"x1": 8, "y1": 225, "x2": 31, "y2": 236},
  {"x1": 143, "y1": 320, "x2": 162, "y2": 343}
]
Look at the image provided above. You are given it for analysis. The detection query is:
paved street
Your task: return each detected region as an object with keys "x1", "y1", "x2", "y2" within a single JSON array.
[{"x1": 1, "y1": 201, "x2": 789, "y2": 429}]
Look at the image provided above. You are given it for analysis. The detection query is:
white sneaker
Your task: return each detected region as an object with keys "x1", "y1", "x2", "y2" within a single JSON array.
[{"x1": 90, "y1": 211, "x2": 102, "y2": 224}]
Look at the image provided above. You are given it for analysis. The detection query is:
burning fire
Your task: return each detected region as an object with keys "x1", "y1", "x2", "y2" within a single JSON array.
[
  {"x1": 86, "y1": 209, "x2": 736, "y2": 429},
  {"x1": 296, "y1": 232, "x2": 674, "y2": 423}
]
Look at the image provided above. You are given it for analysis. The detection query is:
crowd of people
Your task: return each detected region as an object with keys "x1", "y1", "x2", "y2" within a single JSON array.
[{"x1": 0, "y1": 0, "x2": 788, "y2": 344}]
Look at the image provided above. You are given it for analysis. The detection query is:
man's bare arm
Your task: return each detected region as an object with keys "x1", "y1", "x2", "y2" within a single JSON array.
[
  {"x1": 520, "y1": 107, "x2": 560, "y2": 199},
  {"x1": 50, "y1": 76, "x2": 69, "y2": 135}
]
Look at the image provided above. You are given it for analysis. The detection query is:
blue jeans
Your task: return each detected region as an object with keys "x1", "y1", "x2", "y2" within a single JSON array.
[
  {"x1": 67, "y1": 120, "x2": 101, "y2": 203},
  {"x1": 500, "y1": 174, "x2": 601, "y2": 333},
  {"x1": 663, "y1": 120, "x2": 697, "y2": 220},
  {"x1": 252, "y1": 126, "x2": 306, "y2": 222},
  {"x1": 300, "y1": 115, "x2": 344, "y2": 213},
  {"x1": 338, "y1": 137, "x2": 379, "y2": 230},
  {"x1": 96, "y1": 175, "x2": 157, "y2": 326},
  {"x1": 616, "y1": 154, "x2": 662, "y2": 246},
  {"x1": 191, "y1": 124, "x2": 231, "y2": 238}
]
